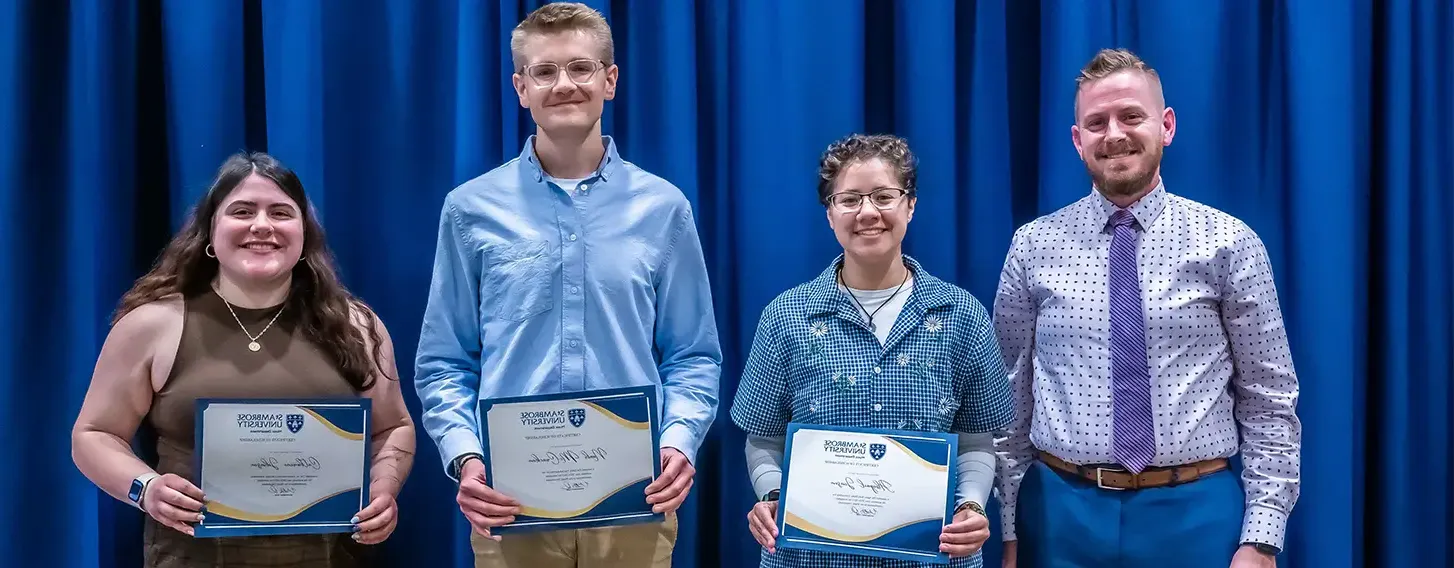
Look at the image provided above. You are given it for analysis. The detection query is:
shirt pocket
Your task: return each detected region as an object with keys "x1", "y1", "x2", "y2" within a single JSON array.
[
  {"x1": 479, "y1": 239, "x2": 556, "y2": 322},
  {"x1": 786, "y1": 352, "x2": 861, "y2": 425},
  {"x1": 893, "y1": 345, "x2": 957, "y2": 432}
]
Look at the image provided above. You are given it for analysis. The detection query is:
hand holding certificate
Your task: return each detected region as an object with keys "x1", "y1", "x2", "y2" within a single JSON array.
[
  {"x1": 479, "y1": 385, "x2": 662, "y2": 534},
  {"x1": 775, "y1": 423, "x2": 958, "y2": 564},
  {"x1": 193, "y1": 398, "x2": 371, "y2": 538}
]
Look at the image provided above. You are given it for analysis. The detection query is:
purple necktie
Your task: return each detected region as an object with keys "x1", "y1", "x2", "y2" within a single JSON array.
[{"x1": 1108, "y1": 209, "x2": 1156, "y2": 473}]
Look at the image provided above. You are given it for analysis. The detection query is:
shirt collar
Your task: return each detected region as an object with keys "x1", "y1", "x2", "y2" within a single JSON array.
[
  {"x1": 518, "y1": 134, "x2": 624, "y2": 184},
  {"x1": 803, "y1": 254, "x2": 955, "y2": 319},
  {"x1": 1089, "y1": 179, "x2": 1168, "y2": 233}
]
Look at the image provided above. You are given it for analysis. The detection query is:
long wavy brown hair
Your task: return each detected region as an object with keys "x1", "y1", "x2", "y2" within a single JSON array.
[{"x1": 114, "y1": 152, "x2": 387, "y2": 392}]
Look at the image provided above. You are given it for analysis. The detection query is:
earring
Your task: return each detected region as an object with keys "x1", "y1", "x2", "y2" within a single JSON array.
[{"x1": 205, "y1": 245, "x2": 216, "y2": 258}]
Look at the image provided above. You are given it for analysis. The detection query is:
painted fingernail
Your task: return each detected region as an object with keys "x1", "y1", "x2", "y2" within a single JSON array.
[
  {"x1": 351, "y1": 515, "x2": 359, "y2": 524},
  {"x1": 197, "y1": 514, "x2": 205, "y2": 522},
  {"x1": 352, "y1": 533, "x2": 361, "y2": 541}
]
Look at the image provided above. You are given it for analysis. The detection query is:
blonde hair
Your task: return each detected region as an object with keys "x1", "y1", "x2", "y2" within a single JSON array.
[
  {"x1": 509, "y1": 2, "x2": 615, "y2": 69},
  {"x1": 1074, "y1": 48, "x2": 1165, "y2": 113}
]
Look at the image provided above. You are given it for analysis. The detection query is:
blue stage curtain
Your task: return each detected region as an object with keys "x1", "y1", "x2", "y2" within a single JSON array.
[{"x1": 3, "y1": 1, "x2": 1450, "y2": 567}]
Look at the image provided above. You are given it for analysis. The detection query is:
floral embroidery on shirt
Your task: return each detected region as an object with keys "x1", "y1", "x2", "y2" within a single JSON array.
[
  {"x1": 939, "y1": 395, "x2": 958, "y2": 417},
  {"x1": 923, "y1": 315, "x2": 943, "y2": 334},
  {"x1": 808, "y1": 321, "x2": 829, "y2": 356},
  {"x1": 897, "y1": 353, "x2": 912, "y2": 366},
  {"x1": 809, "y1": 321, "x2": 830, "y2": 337}
]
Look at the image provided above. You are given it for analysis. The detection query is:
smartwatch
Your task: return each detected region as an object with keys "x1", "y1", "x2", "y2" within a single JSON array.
[
  {"x1": 760, "y1": 489, "x2": 780, "y2": 502},
  {"x1": 1246, "y1": 542, "x2": 1281, "y2": 556},
  {"x1": 128, "y1": 473, "x2": 160, "y2": 512}
]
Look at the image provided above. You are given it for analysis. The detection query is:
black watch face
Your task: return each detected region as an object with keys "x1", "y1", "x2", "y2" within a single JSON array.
[{"x1": 128, "y1": 479, "x2": 144, "y2": 502}]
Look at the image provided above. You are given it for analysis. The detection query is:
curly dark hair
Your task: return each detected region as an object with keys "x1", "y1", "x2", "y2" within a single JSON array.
[
  {"x1": 113, "y1": 152, "x2": 387, "y2": 392},
  {"x1": 815, "y1": 133, "x2": 919, "y2": 206}
]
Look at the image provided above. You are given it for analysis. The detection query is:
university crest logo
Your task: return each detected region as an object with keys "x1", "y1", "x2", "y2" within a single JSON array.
[
  {"x1": 869, "y1": 443, "x2": 886, "y2": 461},
  {"x1": 569, "y1": 408, "x2": 586, "y2": 428},
  {"x1": 286, "y1": 414, "x2": 305, "y2": 434}
]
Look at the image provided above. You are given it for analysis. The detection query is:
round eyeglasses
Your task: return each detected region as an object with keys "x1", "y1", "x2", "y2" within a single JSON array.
[
  {"x1": 520, "y1": 59, "x2": 606, "y2": 87},
  {"x1": 827, "y1": 188, "x2": 911, "y2": 213}
]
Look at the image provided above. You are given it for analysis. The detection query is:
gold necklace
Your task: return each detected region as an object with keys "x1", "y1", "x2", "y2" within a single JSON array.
[{"x1": 214, "y1": 288, "x2": 285, "y2": 352}]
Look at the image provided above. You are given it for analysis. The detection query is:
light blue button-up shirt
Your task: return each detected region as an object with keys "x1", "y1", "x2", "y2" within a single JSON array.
[{"x1": 415, "y1": 136, "x2": 722, "y2": 474}]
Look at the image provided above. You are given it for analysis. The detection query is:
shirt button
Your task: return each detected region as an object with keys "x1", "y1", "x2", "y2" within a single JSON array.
[
  {"x1": 872, "y1": 403, "x2": 882, "y2": 412},
  {"x1": 570, "y1": 286, "x2": 580, "y2": 294},
  {"x1": 569, "y1": 234, "x2": 578, "y2": 241},
  {"x1": 570, "y1": 340, "x2": 579, "y2": 348},
  {"x1": 579, "y1": 184, "x2": 589, "y2": 192},
  {"x1": 873, "y1": 366, "x2": 881, "y2": 374}
]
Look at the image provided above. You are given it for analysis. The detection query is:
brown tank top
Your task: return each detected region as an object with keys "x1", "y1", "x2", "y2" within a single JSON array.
[
  {"x1": 141, "y1": 290, "x2": 367, "y2": 568},
  {"x1": 147, "y1": 290, "x2": 359, "y2": 471}
]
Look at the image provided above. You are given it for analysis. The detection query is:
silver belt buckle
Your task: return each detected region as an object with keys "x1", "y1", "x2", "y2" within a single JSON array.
[{"x1": 1095, "y1": 467, "x2": 1126, "y2": 491}]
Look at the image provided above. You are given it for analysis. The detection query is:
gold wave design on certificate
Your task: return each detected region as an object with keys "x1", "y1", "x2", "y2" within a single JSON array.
[
  {"x1": 205, "y1": 487, "x2": 358, "y2": 522},
  {"x1": 517, "y1": 477, "x2": 651, "y2": 518},
  {"x1": 885, "y1": 438, "x2": 948, "y2": 472},
  {"x1": 579, "y1": 401, "x2": 649, "y2": 430},
  {"x1": 785, "y1": 511, "x2": 939, "y2": 542},
  {"x1": 301, "y1": 408, "x2": 365, "y2": 441}
]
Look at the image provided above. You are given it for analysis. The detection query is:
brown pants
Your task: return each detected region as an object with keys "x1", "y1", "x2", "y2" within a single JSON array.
[{"x1": 470, "y1": 514, "x2": 677, "y2": 568}]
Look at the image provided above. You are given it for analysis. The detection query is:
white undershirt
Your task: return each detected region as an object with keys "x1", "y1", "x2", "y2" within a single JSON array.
[
  {"x1": 840, "y1": 274, "x2": 914, "y2": 345},
  {"x1": 545, "y1": 174, "x2": 589, "y2": 193}
]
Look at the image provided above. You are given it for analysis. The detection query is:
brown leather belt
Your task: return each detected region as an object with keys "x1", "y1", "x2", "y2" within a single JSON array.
[{"x1": 1039, "y1": 451, "x2": 1228, "y2": 490}]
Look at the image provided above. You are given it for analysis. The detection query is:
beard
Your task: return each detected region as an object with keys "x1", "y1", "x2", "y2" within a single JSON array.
[{"x1": 1088, "y1": 142, "x2": 1161, "y2": 198}]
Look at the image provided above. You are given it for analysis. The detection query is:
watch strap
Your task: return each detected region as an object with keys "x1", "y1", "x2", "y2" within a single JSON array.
[
  {"x1": 760, "y1": 489, "x2": 780, "y2": 502},
  {"x1": 130, "y1": 472, "x2": 160, "y2": 512},
  {"x1": 955, "y1": 500, "x2": 986, "y2": 517},
  {"x1": 449, "y1": 453, "x2": 483, "y2": 482}
]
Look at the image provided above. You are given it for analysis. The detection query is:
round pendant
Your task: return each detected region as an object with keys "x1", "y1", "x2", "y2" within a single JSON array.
[{"x1": 248, "y1": 341, "x2": 261, "y2": 352}]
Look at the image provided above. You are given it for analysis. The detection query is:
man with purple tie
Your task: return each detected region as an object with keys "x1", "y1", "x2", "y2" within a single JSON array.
[{"x1": 991, "y1": 48, "x2": 1301, "y2": 568}]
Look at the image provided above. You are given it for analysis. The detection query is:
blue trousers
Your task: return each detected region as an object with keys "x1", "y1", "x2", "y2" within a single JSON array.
[{"x1": 1017, "y1": 461, "x2": 1244, "y2": 567}]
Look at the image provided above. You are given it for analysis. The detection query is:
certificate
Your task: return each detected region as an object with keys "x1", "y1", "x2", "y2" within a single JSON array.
[
  {"x1": 775, "y1": 423, "x2": 958, "y2": 564},
  {"x1": 480, "y1": 385, "x2": 662, "y2": 534},
  {"x1": 193, "y1": 398, "x2": 371, "y2": 538}
]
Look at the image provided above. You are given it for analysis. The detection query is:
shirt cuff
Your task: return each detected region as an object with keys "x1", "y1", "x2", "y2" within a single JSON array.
[
  {"x1": 659, "y1": 423, "x2": 698, "y2": 466},
  {"x1": 999, "y1": 497, "x2": 1019, "y2": 542},
  {"x1": 1240, "y1": 505, "x2": 1288, "y2": 550},
  {"x1": 440, "y1": 428, "x2": 484, "y2": 482}
]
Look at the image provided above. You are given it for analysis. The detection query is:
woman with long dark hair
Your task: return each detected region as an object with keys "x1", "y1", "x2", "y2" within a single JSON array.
[{"x1": 70, "y1": 152, "x2": 415, "y2": 567}]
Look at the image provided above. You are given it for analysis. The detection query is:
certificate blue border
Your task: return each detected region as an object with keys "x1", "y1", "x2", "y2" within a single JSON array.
[
  {"x1": 478, "y1": 385, "x2": 663, "y2": 534},
  {"x1": 774, "y1": 422, "x2": 958, "y2": 564},
  {"x1": 192, "y1": 397, "x2": 372, "y2": 538}
]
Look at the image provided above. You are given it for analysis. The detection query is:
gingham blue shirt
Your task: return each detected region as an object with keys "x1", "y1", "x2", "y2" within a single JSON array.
[{"x1": 731, "y1": 255, "x2": 1015, "y2": 568}]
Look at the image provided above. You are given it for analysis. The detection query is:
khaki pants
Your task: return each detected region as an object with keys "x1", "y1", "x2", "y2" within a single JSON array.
[{"x1": 470, "y1": 514, "x2": 677, "y2": 568}]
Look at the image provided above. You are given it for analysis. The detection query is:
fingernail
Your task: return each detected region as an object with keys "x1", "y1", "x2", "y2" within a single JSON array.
[
  {"x1": 352, "y1": 533, "x2": 361, "y2": 541},
  {"x1": 351, "y1": 515, "x2": 359, "y2": 524},
  {"x1": 197, "y1": 514, "x2": 205, "y2": 522}
]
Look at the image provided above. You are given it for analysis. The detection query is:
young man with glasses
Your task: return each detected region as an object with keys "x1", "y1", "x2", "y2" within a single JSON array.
[
  {"x1": 730, "y1": 133, "x2": 1015, "y2": 568},
  {"x1": 414, "y1": 3, "x2": 722, "y2": 567}
]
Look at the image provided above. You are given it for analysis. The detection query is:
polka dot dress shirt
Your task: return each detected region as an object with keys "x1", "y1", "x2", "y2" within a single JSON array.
[{"x1": 992, "y1": 184, "x2": 1301, "y2": 549}]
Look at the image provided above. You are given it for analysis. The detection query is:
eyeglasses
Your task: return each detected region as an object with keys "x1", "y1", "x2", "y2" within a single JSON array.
[
  {"x1": 827, "y1": 188, "x2": 911, "y2": 213},
  {"x1": 519, "y1": 59, "x2": 607, "y2": 87}
]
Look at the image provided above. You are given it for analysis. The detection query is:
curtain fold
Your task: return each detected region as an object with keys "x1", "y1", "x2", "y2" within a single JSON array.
[{"x1": 2, "y1": 1, "x2": 1449, "y2": 566}]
